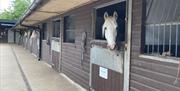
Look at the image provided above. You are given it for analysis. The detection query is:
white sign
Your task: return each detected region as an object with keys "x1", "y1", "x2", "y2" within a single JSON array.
[
  {"x1": 51, "y1": 40, "x2": 60, "y2": 52},
  {"x1": 99, "y1": 67, "x2": 108, "y2": 79}
]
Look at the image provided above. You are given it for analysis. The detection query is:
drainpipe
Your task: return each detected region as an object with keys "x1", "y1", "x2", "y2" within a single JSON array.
[
  {"x1": 14, "y1": 30, "x2": 16, "y2": 43},
  {"x1": 20, "y1": 22, "x2": 42, "y2": 61}
]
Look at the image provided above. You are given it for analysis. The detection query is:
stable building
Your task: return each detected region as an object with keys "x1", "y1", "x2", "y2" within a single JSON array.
[
  {"x1": 13, "y1": 0, "x2": 180, "y2": 91},
  {"x1": 0, "y1": 19, "x2": 16, "y2": 43}
]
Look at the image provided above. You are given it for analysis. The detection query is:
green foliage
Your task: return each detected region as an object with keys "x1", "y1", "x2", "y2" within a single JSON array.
[{"x1": 0, "y1": 0, "x2": 32, "y2": 20}]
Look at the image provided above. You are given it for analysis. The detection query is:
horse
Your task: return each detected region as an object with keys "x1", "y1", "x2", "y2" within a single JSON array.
[
  {"x1": 23, "y1": 32, "x2": 28, "y2": 48},
  {"x1": 30, "y1": 30, "x2": 38, "y2": 39},
  {"x1": 29, "y1": 30, "x2": 39, "y2": 52},
  {"x1": 30, "y1": 30, "x2": 36, "y2": 47},
  {"x1": 102, "y1": 11, "x2": 118, "y2": 50}
]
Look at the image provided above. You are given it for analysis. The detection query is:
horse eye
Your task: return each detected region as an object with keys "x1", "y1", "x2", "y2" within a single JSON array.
[{"x1": 104, "y1": 27, "x2": 107, "y2": 30}]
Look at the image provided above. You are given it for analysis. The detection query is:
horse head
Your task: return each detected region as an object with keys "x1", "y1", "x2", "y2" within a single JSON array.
[
  {"x1": 24, "y1": 32, "x2": 28, "y2": 37},
  {"x1": 30, "y1": 30, "x2": 38, "y2": 38},
  {"x1": 102, "y1": 11, "x2": 118, "y2": 50}
]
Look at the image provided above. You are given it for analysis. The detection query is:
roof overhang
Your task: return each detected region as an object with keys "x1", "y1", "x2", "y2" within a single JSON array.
[{"x1": 17, "y1": 0, "x2": 97, "y2": 28}]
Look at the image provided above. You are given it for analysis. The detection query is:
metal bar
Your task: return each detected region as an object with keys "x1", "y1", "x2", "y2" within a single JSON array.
[
  {"x1": 175, "y1": 24, "x2": 178, "y2": 57},
  {"x1": 36, "y1": 10, "x2": 60, "y2": 14},
  {"x1": 94, "y1": 0, "x2": 125, "y2": 9},
  {"x1": 147, "y1": 25, "x2": 150, "y2": 54},
  {"x1": 163, "y1": 25, "x2": 165, "y2": 52},
  {"x1": 147, "y1": 44, "x2": 150, "y2": 54},
  {"x1": 158, "y1": 25, "x2": 160, "y2": 54},
  {"x1": 169, "y1": 24, "x2": 172, "y2": 53},
  {"x1": 152, "y1": 25, "x2": 155, "y2": 53},
  {"x1": 148, "y1": 22, "x2": 180, "y2": 26},
  {"x1": 25, "y1": 20, "x2": 40, "y2": 22}
]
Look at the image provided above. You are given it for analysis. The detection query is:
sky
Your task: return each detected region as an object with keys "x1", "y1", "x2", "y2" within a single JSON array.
[
  {"x1": 0, "y1": 0, "x2": 12, "y2": 12},
  {"x1": 0, "y1": 0, "x2": 34, "y2": 13}
]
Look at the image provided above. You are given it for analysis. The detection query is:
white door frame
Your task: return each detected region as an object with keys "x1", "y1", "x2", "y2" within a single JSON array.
[{"x1": 123, "y1": 0, "x2": 132, "y2": 91}]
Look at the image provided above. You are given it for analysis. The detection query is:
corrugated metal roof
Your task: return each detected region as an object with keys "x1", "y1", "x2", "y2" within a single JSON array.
[{"x1": 16, "y1": 0, "x2": 97, "y2": 28}]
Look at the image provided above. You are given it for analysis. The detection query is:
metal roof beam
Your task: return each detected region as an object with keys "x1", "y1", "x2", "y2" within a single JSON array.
[{"x1": 36, "y1": 10, "x2": 60, "y2": 14}]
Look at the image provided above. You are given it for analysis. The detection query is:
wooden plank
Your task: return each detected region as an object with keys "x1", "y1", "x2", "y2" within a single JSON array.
[
  {"x1": 41, "y1": 41, "x2": 51, "y2": 64},
  {"x1": 130, "y1": 80, "x2": 160, "y2": 91},
  {"x1": 131, "y1": 72, "x2": 180, "y2": 91},
  {"x1": 91, "y1": 64, "x2": 123, "y2": 91},
  {"x1": 131, "y1": 59, "x2": 178, "y2": 76},
  {"x1": 52, "y1": 50, "x2": 59, "y2": 71}
]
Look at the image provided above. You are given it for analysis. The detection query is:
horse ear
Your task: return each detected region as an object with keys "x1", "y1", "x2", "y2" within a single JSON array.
[
  {"x1": 113, "y1": 11, "x2": 118, "y2": 20},
  {"x1": 104, "y1": 12, "x2": 108, "y2": 19}
]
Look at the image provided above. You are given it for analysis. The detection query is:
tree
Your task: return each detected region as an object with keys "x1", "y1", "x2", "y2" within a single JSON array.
[{"x1": 0, "y1": 0, "x2": 32, "y2": 20}]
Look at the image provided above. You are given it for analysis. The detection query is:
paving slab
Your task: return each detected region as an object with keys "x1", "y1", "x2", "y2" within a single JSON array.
[
  {"x1": 0, "y1": 44, "x2": 27, "y2": 91},
  {"x1": 0, "y1": 44, "x2": 86, "y2": 91}
]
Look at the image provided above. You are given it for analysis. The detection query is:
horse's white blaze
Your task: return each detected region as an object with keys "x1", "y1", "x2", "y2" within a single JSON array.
[
  {"x1": 27, "y1": 31, "x2": 31, "y2": 38},
  {"x1": 24, "y1": 32, "x2": 28, "y2": 37},
  {"x1": 30, "y1": 31, "x2": 37, "y2": 38},
  {"x1": 102, "y1": 12, "x2": 118, "y2": 49}
]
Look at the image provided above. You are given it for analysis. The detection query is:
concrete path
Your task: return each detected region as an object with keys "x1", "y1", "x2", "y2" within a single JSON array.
[
  {"x1": 0, "y1": 44, "x2": 86, "y2": 91},
  {"x1": 0, "y1": 44, "x2": 28, "y2": 91}
]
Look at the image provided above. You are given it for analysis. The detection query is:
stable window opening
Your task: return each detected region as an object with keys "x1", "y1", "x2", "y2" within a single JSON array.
[
  {"x1": 143, "y1": 0, "x2": 180, "y2": 58},
  {"x1": 64, "y1": 15, "x2": 75, "y2": 43},
  {"x1": 42, "y1": 23, "x2": 47, "y2": 40},
  {"x1": 52, "y1": 20, "x2": 60, "y2": 37},
  {"x1": 94, "y1": 1, "x2": 126, "y2": 49}
]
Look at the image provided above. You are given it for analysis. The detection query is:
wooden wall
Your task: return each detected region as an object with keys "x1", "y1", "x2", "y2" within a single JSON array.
[
  {"x1": 31, "y1": 38, "x2": 39, "y2": 56},
  {"x1": 59, "y1": 0, "x2": 114, "y2": 89},
  {"x1": 52, "y1": 50, "x2": 59, "y2": 71},
  {"x1": 92, "y1": 64, "x2": 123, "y2": 91},
  {"x1": 41, "y1": 40, "x2": 51, "y2": 64},
  {"x1": 130, "y1": 0, "x2": 180, "y2": 91}
]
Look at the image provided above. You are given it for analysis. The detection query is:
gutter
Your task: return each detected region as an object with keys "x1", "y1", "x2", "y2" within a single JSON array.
[
  {"x1": 11, "y1": 0, "x2": 43, "y2": 30},
  {"x1": 19, "y1": 0, "x2": 43, "y2": 25}
]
